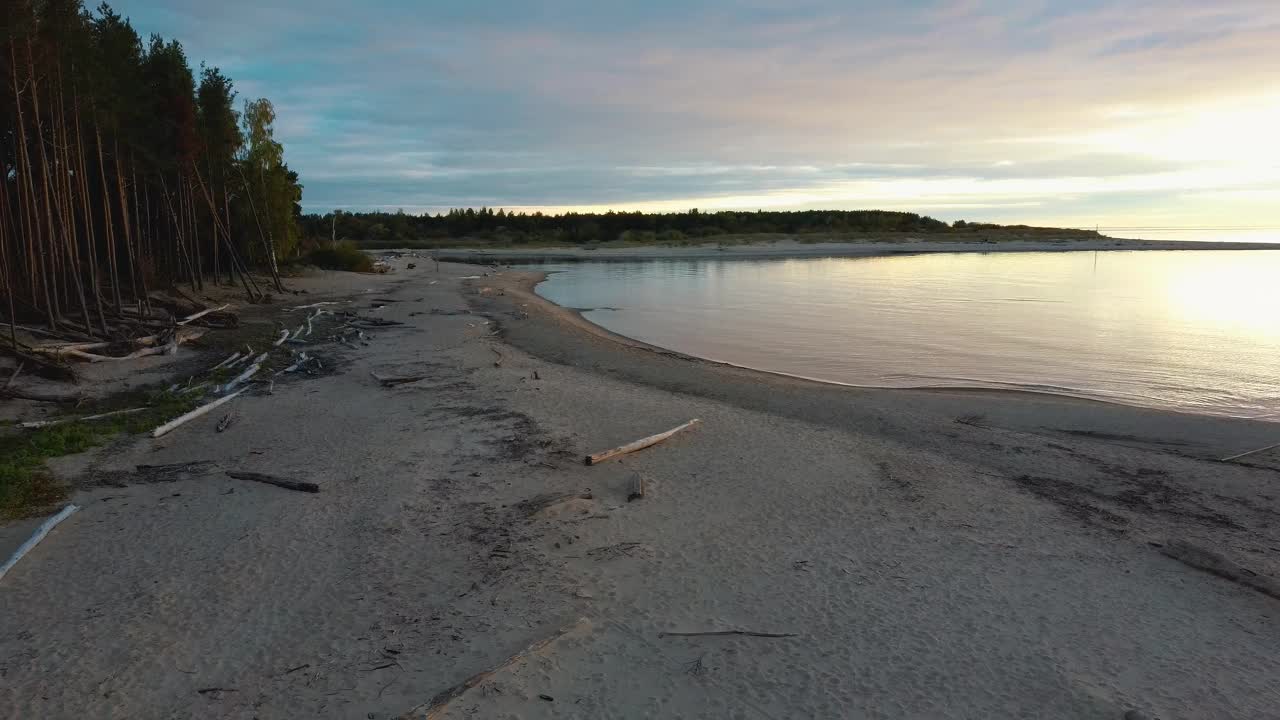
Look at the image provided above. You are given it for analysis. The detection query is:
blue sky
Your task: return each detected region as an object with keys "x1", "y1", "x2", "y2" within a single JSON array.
[{"x1": 116, "y1": 0, "x2": 1280, "y2": 226}]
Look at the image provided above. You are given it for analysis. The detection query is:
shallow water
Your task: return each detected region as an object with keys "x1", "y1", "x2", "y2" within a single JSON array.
[{"x1": 532, "y1": 250, "x2": 1280, "y2": 420}]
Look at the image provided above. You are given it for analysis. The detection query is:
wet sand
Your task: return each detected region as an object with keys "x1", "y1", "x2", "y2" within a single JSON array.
[{"x1": 2, "y1": 259, "x2": 1278, "y2": 719}]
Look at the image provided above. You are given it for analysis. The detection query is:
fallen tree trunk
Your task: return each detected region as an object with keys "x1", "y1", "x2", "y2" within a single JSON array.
[
  {"x1": 226, "y1": 471, "x2": 319, "y2": 493},
  {"x1": 585, "y1": 419, "x2": 701, "y2": 466}
]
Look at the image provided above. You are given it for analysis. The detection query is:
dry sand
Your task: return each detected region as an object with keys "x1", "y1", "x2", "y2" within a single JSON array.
[{"x1": 1, "y1": 257, "x2": 1279, "y2": 719}]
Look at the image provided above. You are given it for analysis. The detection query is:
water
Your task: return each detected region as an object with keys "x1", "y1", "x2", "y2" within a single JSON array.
[{"x1": 533, "y1": 250, "x2": 1280, "y2": 420}]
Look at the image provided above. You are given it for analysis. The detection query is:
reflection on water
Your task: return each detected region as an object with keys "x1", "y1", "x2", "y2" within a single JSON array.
[{"x1": 533, "y1": 251, "x2": 1280, "y2": 420}]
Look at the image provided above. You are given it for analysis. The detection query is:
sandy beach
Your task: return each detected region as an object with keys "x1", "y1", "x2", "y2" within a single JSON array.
[{"x1": 2, "y1": 257, "x2": 1279, "y2": 719}]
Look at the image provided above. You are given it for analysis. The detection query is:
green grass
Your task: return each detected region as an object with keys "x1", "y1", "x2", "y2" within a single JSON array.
[{"x1": 0, "y1": 389, "x2": 199, "y2": 519}]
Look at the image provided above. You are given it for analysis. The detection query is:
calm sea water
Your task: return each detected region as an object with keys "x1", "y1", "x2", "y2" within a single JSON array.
[{"x1": 533, "y1": 250, "x2": 1280, "y2": 420}]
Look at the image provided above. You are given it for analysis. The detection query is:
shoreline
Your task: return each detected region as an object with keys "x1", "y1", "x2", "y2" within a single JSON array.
[
  {"x1": 3, "y1": 258, "x2": 1278, "y2": 718},
  {"x1": 423, "y1": 236, "x2": 1280, "y2": 264},
  {"x1": 483, "y1": 269, "x2": 1280, "y2": 439}
]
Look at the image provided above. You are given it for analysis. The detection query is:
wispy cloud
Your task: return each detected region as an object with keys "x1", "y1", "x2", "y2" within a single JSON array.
[{"x1": 114, "y1": 0, "x2": 1280, "y2": 224}]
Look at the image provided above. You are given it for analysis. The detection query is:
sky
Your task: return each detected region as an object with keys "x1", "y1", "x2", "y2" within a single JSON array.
[{"x1": 115, "y1": 0, "x2": 1280, "y2": 228}]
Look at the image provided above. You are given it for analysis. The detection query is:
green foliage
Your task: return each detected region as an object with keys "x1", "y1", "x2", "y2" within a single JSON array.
[
  {"x1": 301, "y1": 208, "x2": 1101, "y2": 248},
  {"x1": 0, "y1": 390, "x2": 198, "y2": 518},
  {"x1": 238, "y1": 98, "x2": 303, "y2": 262},
  {"x1": 306, "y1": 240, "x2": 374, "y2": 272}
]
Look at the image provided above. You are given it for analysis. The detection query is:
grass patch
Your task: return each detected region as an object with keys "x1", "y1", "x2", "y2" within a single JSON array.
[
  {"x1": 305, "y1": 240, "x2": 374, "y2": 272},
  {"x1": 0, "y1": 389, "x2": 199, "y2": 519}
]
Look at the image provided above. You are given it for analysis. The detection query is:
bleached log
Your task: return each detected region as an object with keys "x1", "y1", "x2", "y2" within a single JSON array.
[
  {"x1": 219, "y1": 363, "x2": 261, "y2": 394},
  {"x1": 177, "y1": 303, "x2": 230, "y2": 326},
  {"x1": 1221, "y1": 440, "x2": 1280, "y2": 463},
  {"x1": 151, "y1": 390, "x2": 245, "y2": 438},
  {"x1": 585, "y1": 419, "x2": 701, "y2": 466},
  {"x1": 61, "y1": 341, "x2": 176, "y2": 363},
  {"x1": 211, "y1": 351, "x2": 242, "y2": 370},
  {"x1": 20, "y1": 407, "x2": 147, "y2": 429},
  {"x1": 0, "y1": 504, "x2": 79, "y2": 583},
  {"x1": 273, "y1": 329, "x2": 289, "y2": 346}
]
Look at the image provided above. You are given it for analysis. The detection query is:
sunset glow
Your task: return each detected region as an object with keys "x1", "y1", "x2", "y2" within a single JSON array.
[{"x1": 116, "y1": 0, "x2": 1280, "y2": 229}]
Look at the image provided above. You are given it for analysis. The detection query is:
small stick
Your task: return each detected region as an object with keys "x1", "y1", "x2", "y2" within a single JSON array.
[
  {"x1": 216, "y1": 412, "x2": 236, "y2": 433},
  {"x1": 658, "y1": 630, "x2": 797, "y2": 639},
  {"x1": 273, "y1": 329, "x2": 289, "y2": 347},
  {"x1": 177, "y1": 303, "x2": 229, "y2": 326},
  {"x1": 1221, "y1": 440, "x2": 1280, "y2": 463},
  {"x1": 152, "y1": 390, "x2": 245, "y2": 438},
  {"x1": 226, "y1": 471, "x2": 319, "y2": 493},
  {"x1": 585, "y1": 419, "x2": 701, "y2": 466},
  {"x1": 20, "y1": 407, "x2": 147, "y2": 429},
  {"x1": 399, "y1": 618, "x2": 589, "y2": 719},
  {"x1": 490, "y1": 347, "x2": 503, "y2": 367},
  {"x1": 0, "y1": 504, "x2": 79, "y2": 582}
]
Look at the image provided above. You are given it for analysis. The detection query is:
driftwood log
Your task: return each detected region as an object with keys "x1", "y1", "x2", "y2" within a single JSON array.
[
  {"x1": 585, "y1": 419, "x2": 701, "y2": 466},
  {"x1": 20, "y1": 407, "x2": 146, "y2": 429},
  {"x1": 1221, "y1": 440, "x2": 1280, "y2": 463},
  {"x1": 226, "y1": 471, "x2": 320, "y2": 493},
  {"x1": 0, "y1": 504, "x2": 79, "y2": 583},
  {"x1": 152, "y1": 390, "x2": 245, "y2": 437}
]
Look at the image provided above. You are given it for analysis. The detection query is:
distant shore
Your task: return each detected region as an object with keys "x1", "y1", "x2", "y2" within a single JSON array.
[{"x1": 422, "y1": 236, "x2": 1280, "y2": 263}]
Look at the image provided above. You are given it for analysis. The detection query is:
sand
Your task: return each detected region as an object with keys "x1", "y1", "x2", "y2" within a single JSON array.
[{"x1": 1, "y1": 256, "x2": 1278, "y2": 719}]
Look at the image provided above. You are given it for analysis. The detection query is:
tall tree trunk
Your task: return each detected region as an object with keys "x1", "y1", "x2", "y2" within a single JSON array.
[
  {"x1": 236, "y1": 163, "x2": 284, "y2": 292},
  {"x1": 93, "y1": 118, "x2": 121, "y2": 310},
  {"x1": 17, "y1": 42, "x2": 56, "y2": 329},
  {"x1": 71, "y1": 78, "x2": 107, "y2": 333}
]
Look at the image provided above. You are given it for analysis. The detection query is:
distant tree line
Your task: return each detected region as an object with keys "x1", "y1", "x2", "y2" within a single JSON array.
[
  {"x1": 301, "y1": 208, "x2": 1099, "y2": 248},
  {"x1": 2, "y1": 0, "x2": 303, "y2": 343}
]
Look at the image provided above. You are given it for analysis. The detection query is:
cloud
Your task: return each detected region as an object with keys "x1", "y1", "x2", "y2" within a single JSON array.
[{"x1": 112, "y1": 0, "x2": 1280, "y2": 224}]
